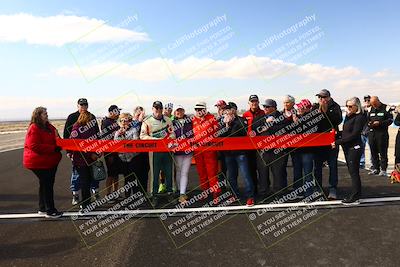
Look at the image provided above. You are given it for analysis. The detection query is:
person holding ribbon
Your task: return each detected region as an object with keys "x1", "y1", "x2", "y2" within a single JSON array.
[{"x1": 140, "y1": 101, "x2": 176, "y2": 207}]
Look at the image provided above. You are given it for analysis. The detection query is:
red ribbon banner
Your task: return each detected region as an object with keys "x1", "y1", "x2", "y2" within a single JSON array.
[{"x1": 56, "y1": 131, "x2": 335, "y2": 153}]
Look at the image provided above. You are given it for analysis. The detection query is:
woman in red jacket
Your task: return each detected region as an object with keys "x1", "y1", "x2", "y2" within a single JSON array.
[{"x1": 23, "y1": 107, "x2": 63, "y2": 218}]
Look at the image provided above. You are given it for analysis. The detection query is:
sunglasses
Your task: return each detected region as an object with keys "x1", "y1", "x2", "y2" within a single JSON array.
[
  {"x1": 318, "y1": 96, "x2": 328, "y2": 99},
  {"x1": 195, "y1": 108, "x2": 205, "y2": 111},
  {"x1": 121, "y1": 119, "x2": 132, "y2": 122},
  {"x1": 263, "y1": 105, "x2": 272, "y2": 108},
  {"x1": 153, "y1": 107, "x2": 162, "y2": 110},
  {"x1": 346, "y1": 105, "x2": 354, "y2": 108}
]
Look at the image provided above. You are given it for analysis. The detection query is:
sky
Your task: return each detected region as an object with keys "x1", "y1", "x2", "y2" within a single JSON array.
[{"x1": 0, "y1": 0, "x2": 399, "y2": 120}]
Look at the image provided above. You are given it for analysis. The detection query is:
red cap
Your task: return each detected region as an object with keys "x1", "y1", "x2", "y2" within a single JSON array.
[
  {"x1": 214, "y1": 100, "x2": 227, "y2": 107},
  {"x1": 295, "y1": 99, "x2": 312, "y2": 110}
]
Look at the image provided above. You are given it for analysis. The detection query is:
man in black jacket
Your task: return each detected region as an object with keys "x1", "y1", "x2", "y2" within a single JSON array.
[
  {"x1": 313, "y1": 89, "x2": 343, "y2": 200},
  {"x1": 220, "y1": 102, "x2": 255, "y2": 206},
  {"x1": 64, "y1": 98, "x2": 100, "y2": 205},
  {"x1": 252, "y1": 99, "x2": 289, "y2": 200},
  {"x1": 367, "y1": 96, "x2": 393, "y2": 176}
]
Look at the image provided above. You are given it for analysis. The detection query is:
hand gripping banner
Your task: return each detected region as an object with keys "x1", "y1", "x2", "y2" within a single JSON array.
[{"x1": 56, "y1": 131, "x2": 335, "y2": 153}]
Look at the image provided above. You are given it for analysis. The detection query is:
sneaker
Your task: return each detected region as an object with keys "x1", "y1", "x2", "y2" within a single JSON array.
[
  {"x1": 359, "y1": 163, "x2": 365, "y2": 169},
  {"x1": 45, "y1": 210, "x2": 63, "y2": 218},
  {"x1": 38, "y1": 210, "x2": 46, "y2": 215},
  {"x1": 246, "y1": 198, "x2": 255, "y2": 207},
  {"x1": 158, "y1": 183, "x2": 167, "y2": 194},
  {"x1": 72, "y1": 194, "x2": 79, "y2": 205},
  {"x1": 178, "y1": 194, "x2": 188, "y2": 204},
  {"x1": 342, "y1": 196, "x2": 360, "y2": 205},
  {"x1": 328, "y1": 188, "x2": 337, "y2": 200},
  {"x1": 368, "y1": 169, "x2": 379, "y2": 175},
  {"x1": 379, "y1": 170, "x2": 388, "y2": 177}
]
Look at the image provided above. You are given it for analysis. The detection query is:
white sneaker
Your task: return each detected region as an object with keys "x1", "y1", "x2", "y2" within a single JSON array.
[
  {"x1": 72, "y1": 194, "x2": 79, "y2": 205},
  {"x1": 379, "y1": 170, "x2": 388, "y2": 177},
  {"x1": 328, "y1": 188, "x2": 337, "y2": 200},
  {"x1": 368, "y1": 169, "x2": 379, "y2": 175}
]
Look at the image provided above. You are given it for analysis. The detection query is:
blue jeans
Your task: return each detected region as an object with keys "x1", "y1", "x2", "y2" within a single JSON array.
[
  {"x1": 225, "y1": 154, "x2": 254, "y2": 199},
  {"x1": 70, "y1": 166, "x2": 99, "y2": 192},
  {"x1": 314, "y1": 147, "x2": 339, "y2": 190},
  {"x1": 360, "y1": 135, "x2": 371, "y2": 166},
  {"x1": 292, "y1": 152, "x2": 314, "y2": 197}
]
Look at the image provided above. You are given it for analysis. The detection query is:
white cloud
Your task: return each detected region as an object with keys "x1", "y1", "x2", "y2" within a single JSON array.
[
  {"x1": 372, "y1": 69, "x2": 390, "y2": 78},
  {"x1": 334, "y1": 78, "x2": 400, "y2": 104},
  {"x1": 298, "y1": 64, "x2": 361, "y2": 81},
  {"x1": 48, "y1": 55, "x2": 362, "y2": 82},
  {"x1": 0, "y1": 13, "x2": 150, "y2": 46}
]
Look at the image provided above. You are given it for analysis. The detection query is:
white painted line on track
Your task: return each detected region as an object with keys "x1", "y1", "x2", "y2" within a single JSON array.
[{"x1": 1, "y1": 196, "x2": 400, "y2": 219}]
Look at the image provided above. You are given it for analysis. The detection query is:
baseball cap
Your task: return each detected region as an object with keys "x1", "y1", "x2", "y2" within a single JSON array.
[
  {"x1": 214, "y1": 100, "x2": 227, "y2": 107},
  {"x1": 77, "y1": 98, "x2": 88, "y2": 105},
  {"x1": 249, "y1": 95, "x2": 259, "y2": 101},
  {"x1": 227, "y1": 102, "x2": 238, "y2": 110},
  {"x1": 175, "y1": 105, "x2": 185, "y2": 111},
  {"x1": 153, "y1": 101, "x2": 163, "y2": 109},
  {"x1": 316, "y1": 89, "x2": 331, "y2": 98},
  {"x1": 295, "y1": 99, "x2": 312, "y2": 110},
  {"x1": 262, "y1": 99, "x2": 277, "y2": 108},
  {"x1": 194, "y1": 101, "x2": 207, "y2": 109},
  {"x1": 108, "y1": 105, "x2": 122, "y2": 113},
  {"x1": 165, "y1": 103, "x2": 173, "y2": 110},
  {"x1": 364, "y1": 95, "x2": 371, "y2": 100}
]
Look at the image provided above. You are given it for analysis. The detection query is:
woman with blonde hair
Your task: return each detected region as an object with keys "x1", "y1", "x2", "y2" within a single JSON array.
[
  {"x1": 333, "y1": 97, "x2": 366, "y2": 204},
  {"x1": 115, "y1": 112, "x2": 143, "y2": 198},
  {"x1": 23, "y1": 107, "x2": 63, "y2": 218}
]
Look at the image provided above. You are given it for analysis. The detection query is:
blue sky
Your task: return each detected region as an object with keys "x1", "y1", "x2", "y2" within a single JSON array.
[{"x1": 0, "y1": 0, "x2": 399, "y2": 120}]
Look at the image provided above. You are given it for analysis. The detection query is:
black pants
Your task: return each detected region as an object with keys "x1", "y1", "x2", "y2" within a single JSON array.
[
  {"x1": 256, "y1": 150, "x2": 288, "y2": 196},
  {"x1": 122, "y1": 154, "x2": 149, "y2": 196},
  {"x1": 369, "y1": 131, "x2": 389, "y2": 171},
  {"x1": 32, "y1": 167, "x2": 58, "y2": 213},
  {"x1": 395, "y1": 132, "x2": 400, "y2": 165},
  {"x1": 343, "y1": 147, "x2": 362, "y2": 198},
  {"x1": 247, "y1": 150, "x2": 258, "y2": 194},
  {"x1": 75, "y1": 166, "x2": 92, "y2": 208}
]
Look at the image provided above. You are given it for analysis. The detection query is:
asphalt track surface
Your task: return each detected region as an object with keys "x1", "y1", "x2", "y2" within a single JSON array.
[{"x1": 1, "y1": 149, "x2": 400, "y2": 266}]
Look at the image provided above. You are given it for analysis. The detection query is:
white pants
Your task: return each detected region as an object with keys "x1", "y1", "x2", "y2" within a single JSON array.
[{"x1": 174, "y1": 154, "x2": 192, "y2": 195}]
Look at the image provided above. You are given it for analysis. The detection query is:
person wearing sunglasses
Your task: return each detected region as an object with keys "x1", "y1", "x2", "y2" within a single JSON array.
[
  {"x1": 313, "y1": 89, "x2": 342, "y2": 200},
  {"x1": 289, "y1": 99, "x2": 319, "y2": 200},
  {"x1": 115, "y1": 113, "x2": 143, "y2": 199},
  {"x1": 191, "y1": 101, "x2": 221, "y2": 204},
  {"x1": 252, "y1": 99, "x2": 289, "y2": 201},
  {"x1": 332, "y1": 97, "x2": 366, "y2": 204},
  {"x1": 63, "y1": 98, "x2": 100, "y2": 206},
  {"x1": 360, "y1": 95, "x2": 372, "y2": 169},
  {"x1": 140, "y1": 101, "x2": 176, "y2": 207}
]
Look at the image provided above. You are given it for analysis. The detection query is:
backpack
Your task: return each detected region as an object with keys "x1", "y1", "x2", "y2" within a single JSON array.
[{"x1": 390, "y1": 164, "x2": 400, "y2": 183}]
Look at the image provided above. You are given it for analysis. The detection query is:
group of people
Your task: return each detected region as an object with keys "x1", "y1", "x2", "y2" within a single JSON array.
[{"x1": 23, "y1": 90, "x2": 400, "y2": 218}]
